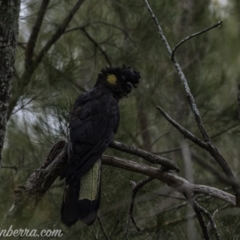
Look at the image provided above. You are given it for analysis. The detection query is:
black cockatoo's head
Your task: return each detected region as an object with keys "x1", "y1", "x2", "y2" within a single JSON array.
[{"x1": 95, "y1": 65, "x2": 140, "y2": 99}]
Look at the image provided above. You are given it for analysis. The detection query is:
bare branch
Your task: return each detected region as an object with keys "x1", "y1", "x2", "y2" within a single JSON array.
[
  {"x1": 102, "y1": 155, "x2": 235, "y2": 204},
  {"x1": 97, "y1": 215, "x2": 110, "y2": 240},
  {"x1": 192, "y1": 152, "x2": 240, "y2": 188},
  {"x1": 35, "y1": 0, "x2": 85, "y2": 67},
  {"x1": 156, "y1": 106, "x2": 208, "y2": 149},
  {"x1": 109, "y1": 140, "x2": 180, "y2": 172},
  {"x1": 25, "y1": 0, "x2": 50, "y2": 70},
  {"x1": 198, "y1": 205, "x2": 221, "y2": 240},
  {"x1": 156, "y1": 106, "x2": 240, "y2": 201},
  {"x1": 124, "y1": 177, "x2": 152, "y2": 238},
  {"x1": 143, "y1": 0, "x2": 210, "y2": 142},
  {"x1": 171, "y1": 21, "x2": 222, "y2": 60},
  {"x1": 188, "y1": 200, "x2": 210, "y2": 240},
  {"x1": 81, "y1": 28, "x2": 112, "y2": 66},
  {"x1": 1, "y1": 141, "x2": 67, "y2": 228},
  {"x1": 8, "y1": 0, "x2": 85, "y2": 118}
]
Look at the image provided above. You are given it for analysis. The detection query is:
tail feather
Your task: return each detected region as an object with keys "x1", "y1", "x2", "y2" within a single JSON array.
[
  {"x1": 61, "y1": 159, "x2": 101, "y2": 226},
  {"x1": 61, "y1": 180, "x2": 80, "y2": 227},
  {"x1": 79, "y1": 158, "x2": 101, "y2": 225}
]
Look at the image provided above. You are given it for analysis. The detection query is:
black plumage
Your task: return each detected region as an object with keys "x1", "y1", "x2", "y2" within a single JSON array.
[{"x1": 60, "y1": 65, "x2": 140, "y2": 226}]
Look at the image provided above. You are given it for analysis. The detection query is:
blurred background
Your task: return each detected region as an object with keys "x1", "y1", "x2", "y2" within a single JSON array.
[{"x1": 1, "y1": 0, "x2": 240, "y2": 239}]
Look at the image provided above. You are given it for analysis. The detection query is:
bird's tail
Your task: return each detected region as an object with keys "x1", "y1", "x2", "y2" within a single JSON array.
[{"x1": 61, "y1": 159, "x2": 101, "y2": 226}]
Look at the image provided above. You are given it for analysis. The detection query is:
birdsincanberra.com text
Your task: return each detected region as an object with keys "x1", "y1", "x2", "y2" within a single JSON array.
[{"x1": 0, "y1": 225, "x2": 63, "y2": 238}]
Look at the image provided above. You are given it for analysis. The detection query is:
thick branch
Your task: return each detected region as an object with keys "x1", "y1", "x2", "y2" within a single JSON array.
[
  {"x1": 109, "y1": 140, "x2": 180, "y2": 172},
  {"x1": 1, "y1": 141, "x2": 67, "y2": 228},
  {"x1": 157, "y1": 106, "x2": 239, "y2": 201},
  {"x1": 102, "y1": 155, "x2": 235, "y2": 204},
  {"x1": 2, "y1": 144, "x2": 236, "y2": 228}
]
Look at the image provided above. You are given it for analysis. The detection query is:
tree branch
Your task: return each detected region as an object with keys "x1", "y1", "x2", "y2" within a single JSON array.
[
  {"x1": 171, "y1": 21, "x2": 222, "y2": 60},
  {"x1": 8, "y1": 0, "x2": 85, "y2": 118},
  {"x1": 102, "y1": 155, "x2": 235, "y2": 204},
  {"x1": 156, "y1": 105, "x2": 240, "y2": 203},
  {"x1": 81, "y1": 28, "x2": 112, "y2": 66},
  {"x1": 143, "y1": 0, "x2": 210, "y2": 142},
  {"x1": 109, "y1": 140, "x2": 180, "y2": 172},
  {"x1": 124, "y1": 177, "x2": 152, "y2": 238},
  {"x1": 35, "y1": 0, "x2": 85, "y2": 66},
  {"x1": 156, "y1": 106, "x2": 208, "y2": 149},
  {"x1": 188, "y1": 200, "x2": 210, "y2": 240},
  {"x1": 198, "y1": 205, "x2": 221, "y2": 240},
  {"x1": 2, "y1": 142, "x2": 236, "y2": 228},
  {"x1": 25, "y1": 0, "x2": 50, "y2": 70}
]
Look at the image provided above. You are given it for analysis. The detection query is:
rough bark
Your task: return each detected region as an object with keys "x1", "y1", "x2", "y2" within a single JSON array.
[{"x1": 0, "y1": 0, "x2": 20, "y2": 169}]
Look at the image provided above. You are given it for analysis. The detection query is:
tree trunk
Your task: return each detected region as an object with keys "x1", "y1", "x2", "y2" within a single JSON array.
[{"x1": 0, "y1": 0, "x2": 20, "y2": 169}]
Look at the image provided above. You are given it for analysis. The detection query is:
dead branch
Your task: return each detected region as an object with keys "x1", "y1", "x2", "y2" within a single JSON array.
[
  {"x1": 198, "y1": 205, "x2": 221, "y2": 240},
  {"x1": 143, "y1": 0, "x2": 210, "y2": 143},
  {"x1": 124, "y1": 177, "x2": 152, "y2": 238},
  {"x1": 2, "y1": 141, "x2": 236, "y2": 228},
  {"x1": 1, "y1": 141, "x2": 67, "y2": 228},
  {"x1": 156, "y1": 105, "x2": 240, "y2": 203},
  {"x1": 188, "y1": 200, "x2": 210, "y2": 240},
  {"x1": 171, "y1": 21, "x2": 222, "y2": 60},
  {"x1": 109, "y1": 140, "x2": 180, "y2": 172}
]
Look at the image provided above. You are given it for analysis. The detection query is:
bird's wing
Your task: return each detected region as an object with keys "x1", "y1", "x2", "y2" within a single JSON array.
[{"x1": 61, "y1": 88, "x2": 119, "y2": 182}]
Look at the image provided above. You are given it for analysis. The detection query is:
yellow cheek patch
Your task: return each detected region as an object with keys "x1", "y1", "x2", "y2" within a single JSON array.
[{"x1": 107, "y1": 74, "x2": 117, "y2": 85}]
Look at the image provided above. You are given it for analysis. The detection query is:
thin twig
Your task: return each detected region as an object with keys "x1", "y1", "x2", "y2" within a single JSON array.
[
  {"x1": 198, "y1": 205, "x2": 221, "y2": 240},
  {"x1": 192, "y1": 152, "x2": 240, "y2": 187},
  {"x1": 171, "y1": 21, "x2": 222, "y2": 60},
  {"x1": 25, "y1": 0, "x2": 50, "y2": 70},
  {"x1": 97, "y1": 215, "x2": 110, "y2": 240},
  {"x1": 8, "y1": 0, "x2": 85, "y2": 118},
  {"x1": 81, "y1": 28, "x2": 112, "y2": 66},
  {"x1": 144, "y1": 0, "x2": 239, "y2": 200},
  {"x1": 189, "y1": 200, "x2": 210, "y2": 240},
  {"x1": 156, "y1": 106, "x2": 208, "y2": 149},
  {"x1": 124, "y1": 177, "x2": 152, "y2": 238},
  {"x1": 35, "y1": 0, "x2": 85, "y2": 66}
]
